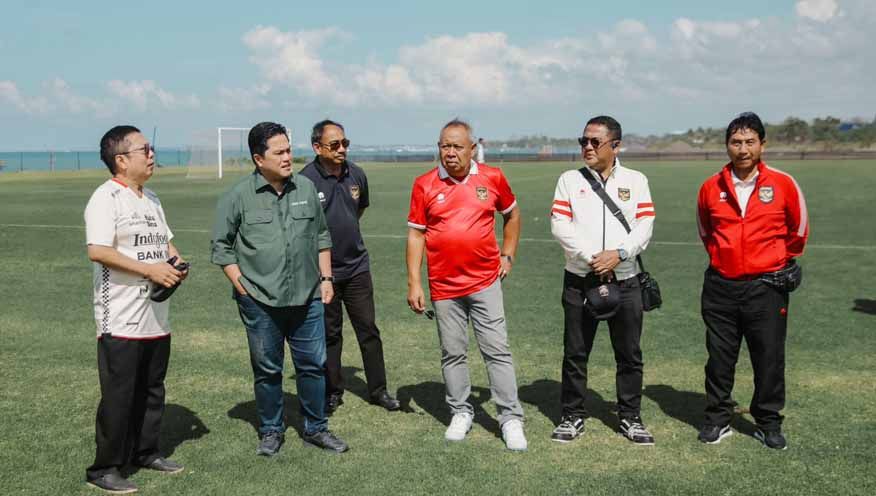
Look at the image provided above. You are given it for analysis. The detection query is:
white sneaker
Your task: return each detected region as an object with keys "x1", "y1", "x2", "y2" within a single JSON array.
[
  {"x1": 445, "y1": 412, "x2": 474, "y2": 441},
  {"x1": 501, "y1": 419, "x2": 528, "y2": 451}
]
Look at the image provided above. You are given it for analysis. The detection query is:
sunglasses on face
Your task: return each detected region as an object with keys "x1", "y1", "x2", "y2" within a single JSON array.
[
  {"x1": 319, "y1": 139, "x2": 350, "y2": 151},
  {"x1": 119, "y1": 143, "x2": 154, "y2": 157},
  {"x1": 578, "y1": 137, "x2": 616, "y2": 150}
]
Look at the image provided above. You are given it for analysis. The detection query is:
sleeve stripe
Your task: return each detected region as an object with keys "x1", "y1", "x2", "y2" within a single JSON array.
[
  {"x1": 500, "y1": 200, "x2": 518, "y2": 216},
  {"x1": 551, "y1": 208, "x2": 573, "y2": 219},
  {"x1": 635, "y1": 212, "x2": 655, "y2": 219},
  {"x1": 553, "y1": 200, "x2": 571, "y2": 207},
  {"x1": 767, "y1": 166, "x2": 808, "y2": 237},
  {"x1": 636, "y1": 202, "x2": 653, "y2": 208},
  {"x1": 407, "y1": 221, "x2": 426, "y2": 230}
]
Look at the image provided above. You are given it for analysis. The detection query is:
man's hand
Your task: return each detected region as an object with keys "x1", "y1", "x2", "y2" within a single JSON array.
[
  {"x1": 321, "y1": 281, "x2": 334, "y2": 304},
  {"x1": 174, "y1": 255, "x2": 190, "y2": 282},
  {"x1": 145, "y1": 263, "x2": 182, "y2": 288},
  {"x1": 589, "y1": 250, "x2": 621, "y2": 277},
  {"x1": 500, "y1": 255, "x2": 513, "y2": 280},
  {"x1": 408, "y1": 285, "x2": 426, "y2": 313}
]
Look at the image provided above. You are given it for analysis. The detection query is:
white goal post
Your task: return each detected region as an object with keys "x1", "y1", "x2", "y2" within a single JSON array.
[{"x1": 217, "y1": 127, "x2": 250, "y2": 179}]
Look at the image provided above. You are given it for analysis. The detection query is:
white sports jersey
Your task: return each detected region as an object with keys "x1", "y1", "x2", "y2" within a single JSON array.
[
  {"x1": 84, "y1": 178, "x2": 174, "y2": 339},
  {"x1": 550, "y1": 160, "x2": 655, "y2": 280}
]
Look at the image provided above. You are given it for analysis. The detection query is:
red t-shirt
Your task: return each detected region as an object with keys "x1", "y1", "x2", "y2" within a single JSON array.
[{"x1": 408, "y1": 162, "x2": 517, "y2": 300}]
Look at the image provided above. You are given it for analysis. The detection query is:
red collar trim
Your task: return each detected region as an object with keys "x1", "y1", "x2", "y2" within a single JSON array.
[{"x1": 111, "y1": 178, "x2": 129, "y2": 188}]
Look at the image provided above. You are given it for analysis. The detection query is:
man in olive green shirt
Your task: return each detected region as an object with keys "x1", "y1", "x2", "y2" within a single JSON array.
[{"x1": 211, "y1": 121, "x2": 348, "y2": 456}]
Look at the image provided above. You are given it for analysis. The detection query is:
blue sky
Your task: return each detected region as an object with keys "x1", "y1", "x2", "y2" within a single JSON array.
[{"x1": 1, "y1": 0, "x2": 873, "y2": 149}]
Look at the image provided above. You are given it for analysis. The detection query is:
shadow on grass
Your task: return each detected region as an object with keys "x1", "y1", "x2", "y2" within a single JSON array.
[
  {"x1": 122, "y1": 403, "x2": 209, "y2": 477},
  {"x1": 338, "y1": 366, "x2": 371, "y2": 403},
  {"x1": 643, "y1": 384, "x2": 757, "y2": 437},
  {"x1": 852, "y1": 299, "x2": 876, "y2": 315},
  {"x1": 396, "y1": 381, "x2": 503, "y2": 439},
  {"x1": 518, "y1": 379, "x2": 618, "y2": 431},
  {"x1": 227, "y1": 392, "x2": 304, "y2": 437}
]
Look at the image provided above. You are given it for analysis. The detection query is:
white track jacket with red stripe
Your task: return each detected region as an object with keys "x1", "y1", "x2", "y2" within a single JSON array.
[{"x1": 550, "y1": 160, "x2": 655, "y2": 281}]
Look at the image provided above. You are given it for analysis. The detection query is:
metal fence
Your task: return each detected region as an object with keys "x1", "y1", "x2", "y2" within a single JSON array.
[{"x1": 2, "y1": 148, "x2": 875, "y2": 173}]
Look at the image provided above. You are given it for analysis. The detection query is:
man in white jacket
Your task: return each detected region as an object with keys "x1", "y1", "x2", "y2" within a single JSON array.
[{"x1": 549, "y1": 115, "x2": 656, "y2": 445}]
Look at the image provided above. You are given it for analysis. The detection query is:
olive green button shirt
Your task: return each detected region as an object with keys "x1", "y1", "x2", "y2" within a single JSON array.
[{"x1": 211, "y1": 171, "x2": 332, "y2": 307}]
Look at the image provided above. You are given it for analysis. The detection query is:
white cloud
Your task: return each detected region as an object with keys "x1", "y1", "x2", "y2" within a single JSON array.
[
  {"x1": 0, "y1": 81, "x2": 51, "y2": 114},
  {"x1": 107, "y1": 80, "x2": 200, "y2": 111},
  {"x1": 216, "y1": 84, "x2": 272, "y2": 112},
  {"x1": 46, "y1": 78, "x2": 109, "y2": 116},
  {"x1": 796, "y1": 0, "x2": 839, "y2": 22}
]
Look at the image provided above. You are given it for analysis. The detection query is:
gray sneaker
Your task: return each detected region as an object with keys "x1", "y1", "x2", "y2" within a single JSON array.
[
  {"x1": 256, "y1": 431, "x2": 285, "y2": 456},
  {"x1": 551, "y1": 416, "x2": 585, "y2": 443},
  {"x1": 619, "y1": 417, "x2": 655, "y2": 445},
  {"x1": 86, "y1": 473, "x2": 138, "y2": 494},
  {"x1": 302, "y1": 430, "x2": 349, "y2": 453}
]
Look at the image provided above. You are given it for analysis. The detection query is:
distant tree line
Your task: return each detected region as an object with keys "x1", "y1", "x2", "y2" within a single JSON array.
[{"x1": 494, "y1": 115, "x2": 876, "y2": 150}]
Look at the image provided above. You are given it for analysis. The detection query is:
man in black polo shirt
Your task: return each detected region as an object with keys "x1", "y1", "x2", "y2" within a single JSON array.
[{"x1": 300, "y1": 119, "x2": 400, "y2": 414}]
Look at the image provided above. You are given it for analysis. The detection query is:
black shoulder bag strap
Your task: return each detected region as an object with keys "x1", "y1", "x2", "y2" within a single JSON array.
[{"x1": 578, "y1": 168, "x2": 646, "y2": 273}]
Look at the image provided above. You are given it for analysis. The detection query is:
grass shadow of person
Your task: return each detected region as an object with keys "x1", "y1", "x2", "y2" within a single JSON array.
[
  {"x1": 643, "y1": 384, "x2": 757, "y2": 437},
  {"x1": 518, "y1": 379, "x2": 618, "y2": 431},
  {"x1": 227, "y1": 391, "x2": 304, "y2": 438},
  {"x1": 852, "y1": 299, "x2": 876, "y2": 315},
  {"x1": 339, "y1": 365, "x2": 369, "y2": 404},
  {"x1": 122, "y1": 403, "x2": 210, "y2": 477},
  {"x1": 396, "y1": 380, "x2": 502, "y2": 439}
]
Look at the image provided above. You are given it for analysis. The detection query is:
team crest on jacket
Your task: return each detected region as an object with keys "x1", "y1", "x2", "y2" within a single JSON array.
[
  {"x1": 350, "y1": 185, "x2": 360, "y2": 200},
  {"x1": 617, "y1": 188, "x2": 631, "y2": 202},
  {"x1": 476, "y1": 186, "x2": 488, "y2": 201},
  {"x1": 758, "y1": 186, "x2": 774, "y2": 204}
]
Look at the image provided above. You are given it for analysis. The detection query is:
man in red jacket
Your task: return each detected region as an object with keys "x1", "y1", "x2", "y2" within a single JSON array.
[{"x1": 696, "y1": 112, "x2": 809, "y2": 450}]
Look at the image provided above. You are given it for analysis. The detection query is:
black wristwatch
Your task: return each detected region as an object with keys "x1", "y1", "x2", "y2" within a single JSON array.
[{"x1": 320, "y1": 275, "x2": 335, "y2": 282}]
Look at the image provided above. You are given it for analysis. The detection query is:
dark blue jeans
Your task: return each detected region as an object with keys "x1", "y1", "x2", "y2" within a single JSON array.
[{"x1": 236, "y1": 294, "x2": 328, "y2": 436}]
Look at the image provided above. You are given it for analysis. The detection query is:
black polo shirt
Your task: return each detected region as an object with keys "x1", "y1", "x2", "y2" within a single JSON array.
[{"x1": 299, "y1": 158, "x2": 370, "y2": 281}]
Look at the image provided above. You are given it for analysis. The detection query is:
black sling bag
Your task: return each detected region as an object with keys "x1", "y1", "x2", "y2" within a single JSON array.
[{"x1": 579, "y1": 168, "x2": 662, "y2": 311}]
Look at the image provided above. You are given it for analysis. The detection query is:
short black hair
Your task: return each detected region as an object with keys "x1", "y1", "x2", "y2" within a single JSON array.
[
  {"x1": 585, "y1": 115, "x2": 622, "y2": 141},
  {"x1": 99, "y1": 125, "x2": 140, "y2": 174},
  {"x1": 725, "y1": 112, "x2": 765, "y2": 144},
  {"x1": 311, "y1": 119, "x2": 345, "y2": 144},
  {"x1": 248, "y1": 122, "x2": 288, "y2": 163}
]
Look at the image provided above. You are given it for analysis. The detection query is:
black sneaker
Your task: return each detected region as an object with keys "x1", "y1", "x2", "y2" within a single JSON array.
[
  {"x1": 136, "y1": 457, "x2": 184, "y2": 474},
  {"x1": 370, "y1": 390, "x2": 401, "y2": 411},
  {"x1": 302, "y1": 430, "x2": 349, "y2": 453},
  {"x1": 256, "y1": 431, "x2": 285, "y2": 456},
  {"x1": 619, "y1": 417, "x2": 655, "y2": 445},
  {"x1": 86, "y1": 473, "x2": 138, "y2": 494},
  {"x1": 551, "y1": 416, "x2": 585, "y2": 443},
  {"x1": 754, "y1": 428, "x2": 788, "y2": 450},
  {"x1": 698, "y1": 425, "x2": 733, "y2": 444},
  {"x1": 326, "y1": 393, "x2": 344, "y2": 415}
]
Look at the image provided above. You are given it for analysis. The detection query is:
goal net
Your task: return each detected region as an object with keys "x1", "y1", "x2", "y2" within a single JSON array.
[{"x1": 185, "y1": 127, "x2": 251, "y2": 179}]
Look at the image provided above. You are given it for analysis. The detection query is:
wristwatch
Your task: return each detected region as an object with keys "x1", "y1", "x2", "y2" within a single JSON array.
[
  {"x1": 501, "y1": 254, "x2": 514, "y2": 264},
  {"x1": 320, "y1": 275, "x2": 335, "y2": 282},
  {"x1": 617, "y1": 248, "x2": 629, "y2": 261}
]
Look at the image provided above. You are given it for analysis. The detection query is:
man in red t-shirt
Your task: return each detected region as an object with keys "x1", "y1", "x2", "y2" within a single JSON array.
[{"x1": 406, "y1": 119, "x2": 526, "y2": 451}]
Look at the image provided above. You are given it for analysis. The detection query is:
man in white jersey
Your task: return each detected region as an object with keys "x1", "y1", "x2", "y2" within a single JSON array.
[{"x1": 84, "y1": 125, "x2": 188, "y2": 494}]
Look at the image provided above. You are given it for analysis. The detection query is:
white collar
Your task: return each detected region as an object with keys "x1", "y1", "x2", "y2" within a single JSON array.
[
  {"x1": 438, "y1": 159, "x2": 479, "y2": 184},
  {"x1": 731, "y1": 168, "x2": 758, "y2": 186},
  {"x1": 585, "y1": 158, "x2": 621, "y2": 180}
]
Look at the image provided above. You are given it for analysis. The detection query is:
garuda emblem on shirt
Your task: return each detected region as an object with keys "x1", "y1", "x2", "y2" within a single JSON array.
[
  {"x1": 476, "y1": 186, "x2": 488, "y2": 201},
  {"x1": 758, "y1": 186, "x2": 774, "y2": 204},
  {"x1": 350, "y1": 185, "x2": 360, "y2": 200},
  {"x1": 617, "y1": 188, "x2": 631, "y2": 202}
]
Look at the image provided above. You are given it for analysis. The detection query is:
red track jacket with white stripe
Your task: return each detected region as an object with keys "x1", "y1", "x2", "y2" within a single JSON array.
[
  {"x1": 550, "y1": 160, "x2": 655, "y2": 281},
  {"x1": 697, "y1": 161, "x2": 809, "y2": 279}
]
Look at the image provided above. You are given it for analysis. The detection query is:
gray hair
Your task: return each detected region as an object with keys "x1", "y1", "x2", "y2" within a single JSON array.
[{"x1": 440, "y1": 118, "x2": 474, "y2": 143}]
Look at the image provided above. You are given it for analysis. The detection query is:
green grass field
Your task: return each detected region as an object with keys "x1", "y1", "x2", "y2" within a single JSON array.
[{"x1": 1, "y1": 160, "x2": 875, "y2": 495}]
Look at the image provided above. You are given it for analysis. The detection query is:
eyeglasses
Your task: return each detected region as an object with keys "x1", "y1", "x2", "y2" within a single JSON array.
[
  {"x1": 578, "y1": 137, "x2": 617, "y2": 150},
  {"x1": 118, "y1": 143, "x2": 154, "y2": 157},
  {"x1": 318, "y1": 139, "x2": 350, "y2": 151}
]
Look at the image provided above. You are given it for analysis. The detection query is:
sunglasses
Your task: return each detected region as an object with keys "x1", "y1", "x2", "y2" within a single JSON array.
[
  {"x1": 577, "y1": 137, "x2": 616, "y2": 150},
  {"x1": 319, "y1": 139, "x2": 350, "y2": 151},
  {"x1": 119, "y1": 143, "x2": 154, "y2": 156}
]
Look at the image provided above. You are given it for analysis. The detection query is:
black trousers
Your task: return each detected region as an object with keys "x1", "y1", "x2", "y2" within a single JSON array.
[
  {"x1": 561, "y1": 271, "x2": 644, "y2": 420},
  {"x1": 87, "y1": 334, "x2": 170, "y2": 480},
  {"x1": 701, "y1": 269, "x2": 789, "y2": 430},
  {"x1": 324, "y1": 271, "x2": 388, "y2": 399}
]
